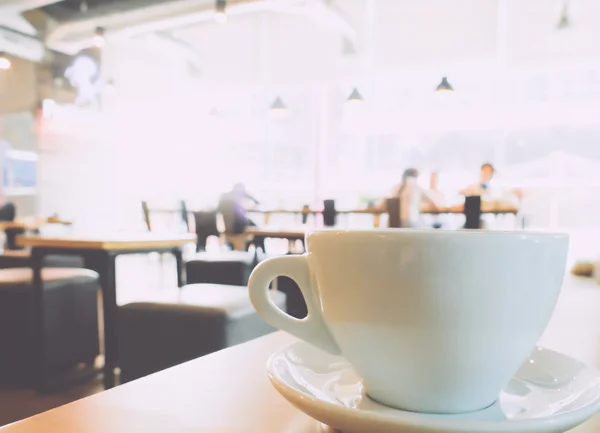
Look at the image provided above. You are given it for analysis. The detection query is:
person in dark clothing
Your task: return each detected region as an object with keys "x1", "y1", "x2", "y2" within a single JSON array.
[
  {"x1": 0, "y1": 202, "x2": 18, "y2": 250},
  {"x1": 218, "y1": 183, "x2": 259, "y2": 234}
]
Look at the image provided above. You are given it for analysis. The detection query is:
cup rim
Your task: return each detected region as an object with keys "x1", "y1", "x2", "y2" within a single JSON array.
[{"x1": 306, "y1": 228, "x2": 568, "y2": 240}]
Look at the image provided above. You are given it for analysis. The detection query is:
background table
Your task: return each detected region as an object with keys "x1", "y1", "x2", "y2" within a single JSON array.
[
  {"x1": 17, "y1": 233, "x2": 196, "y2": 389},
  {"x1": 251, "y1": 206, "x2": 519, "y2": 228},
  {"x1": 3, "y1": 275, "x2": 600, "y2": 432},
  {"x1": 244, "y1": 227, "x2": 306, "y2": 241},
  {"x1": 0, "y1": 218, "x2": 72, "y2": 232}
]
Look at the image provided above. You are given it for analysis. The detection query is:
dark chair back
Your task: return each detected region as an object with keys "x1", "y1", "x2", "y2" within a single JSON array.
[
  {"x1": 141, "y1": 201, "x2": 151, "y2": 231},
  {"x1": 386, "y1": 197, "x2": 401, "y2": 228},
  {"x1": 0, "y1": 203, "x2": 16, "y2": 222},
  {"x1": 0, "y1": 203, "x2": 20, "y2": 250},
  {"x1": 193, "y1": 211, "x2": 219, "y2": 252},
  {"x1": 179, "y1": 200, "x2": 190, "y2": 231},
  {"x1": 463, "y1": 196, "x2": 482, "y2": 229},
  {"x1": 301, "y1": 205, "x2": 310, "y2": 225},
  {"x1": 323, "y1": 200, "x2": 336, "y2": 227}
]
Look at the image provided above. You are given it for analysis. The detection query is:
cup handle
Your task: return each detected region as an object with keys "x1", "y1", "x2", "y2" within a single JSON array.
[{"x1": 249, "y1": 255, "x2": 341, "y2": 355}]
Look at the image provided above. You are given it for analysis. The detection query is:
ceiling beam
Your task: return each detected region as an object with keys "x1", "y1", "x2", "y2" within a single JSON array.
[
  {"x1": 45, "y1": 0, "x2": 356, "y2": 54},
  {"x1": 0, "y1": 0, "x2": 61, "y2": 8},
  {"x1": 0, "y1": 25, "x2": 45, "y2": 61}
]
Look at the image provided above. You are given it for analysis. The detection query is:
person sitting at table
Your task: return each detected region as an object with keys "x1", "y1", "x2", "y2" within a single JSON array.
[
  {"x1": 218, "y1": 183, "x2": 260, "y2": 234},
  {"x1": 459, "y1": 162, "x2": 496, "y2": 197},
  {"x1": 425, "y1": 172, "x2": 445, "y2": 208},
  {"x1": 390, "y1": 168, "x2": 440, "y2": 228},
  {"x1": 218, "y1": 183, "x2": 265, "y2": 251}
]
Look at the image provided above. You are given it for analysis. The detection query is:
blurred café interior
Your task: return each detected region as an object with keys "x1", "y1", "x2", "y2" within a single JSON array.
[{"x1": 2, "y1": 0, "x2": 600, "y2": 429}]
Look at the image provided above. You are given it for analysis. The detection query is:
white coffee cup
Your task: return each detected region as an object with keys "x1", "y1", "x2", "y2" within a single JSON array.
[{"x1": 249, "y1": 229, "x2": 569, "y2": 414}]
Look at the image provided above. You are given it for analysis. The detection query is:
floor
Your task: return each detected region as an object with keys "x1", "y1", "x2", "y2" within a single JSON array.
[{"x1": 1, "y1": 237, "x2": 600, "y2": 428}]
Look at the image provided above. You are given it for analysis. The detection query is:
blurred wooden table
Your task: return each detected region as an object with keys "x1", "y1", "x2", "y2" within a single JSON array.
[
  {"x1": 16, "y1": 233, "x2": 196, "y2": 390},
  {"x1": 253, "y1": 205, "x2": 519, "y2": 228},
  {"x1": 2, "y1": 276, "x2": 599, "y2": 433},
  {"x1": 0, "y1": 218, "x2": 71, "y2": 231},
  {"x1": 244, "y1": 227, "x2": 306, "y2": 240}
]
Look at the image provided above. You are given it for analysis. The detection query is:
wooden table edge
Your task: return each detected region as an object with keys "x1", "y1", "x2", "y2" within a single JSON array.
[{"x1": 16, "y1": 236, "x2": 196, "y2": 251}]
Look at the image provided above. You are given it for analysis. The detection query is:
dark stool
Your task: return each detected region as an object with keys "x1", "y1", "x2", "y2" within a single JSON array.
[
  {"x1": 118, "y1": 283, "x2": 285, "y2": 383},
  {"x1": 185, "y1": 251, "x2": 256, "y2": 286},
  {"x1": 0, "y1": 268, "x2": 100, "y2": 387}
]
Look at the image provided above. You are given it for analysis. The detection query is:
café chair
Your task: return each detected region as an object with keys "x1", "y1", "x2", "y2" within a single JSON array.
[
  {"x1": 323, "y1": 199, "x2": 337, "y2": 227},
  {"x1": 386, "y1": 197, "x2": 401, "y2": 228},
  {"x1": 0, "y1": 202, "x2": 20, "y2": 250},
  {"x1": 118, "y1": 283, "x2": 285, "y2": 383},
  {"x1": 141, "y1": 200, "x2": 190, "y2": 232},
  {"x1": 301, "y1": 205, "x2": 311, "y2": 225},
  {"x1": 463, "y1": 196, "x2": 482, "y2": 229},
  {"x1": 193, "y1": 210, "x2": 220, "y2": 252},
  {"x1": 0, "y1": 267, "x2": 100, "y2": 388}
]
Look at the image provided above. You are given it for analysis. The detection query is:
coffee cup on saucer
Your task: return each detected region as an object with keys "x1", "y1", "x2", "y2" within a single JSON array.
[{"x1": 249, "y1": 229, "x2": 569, "y2": 414}]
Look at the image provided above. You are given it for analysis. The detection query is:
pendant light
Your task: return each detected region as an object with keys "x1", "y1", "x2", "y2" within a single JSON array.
[
  {"x1": 270, "y1": 96, "x2": 288, "y2": 117},
  {"x1": 93, "y1": 27, "x2": 106, "y2": 48},
  {"x1": 346, "y1": 87, "x2": 364, "y2": 104},
  {"x1": 215, "y1": 0, "x2": 227, "y2": 24},
  {"x1": 0, "y1": 52, "x2": 11, "y2": 70},
  {"x1": 435, "y1": 76, "x2": 454, "y2": 93}
]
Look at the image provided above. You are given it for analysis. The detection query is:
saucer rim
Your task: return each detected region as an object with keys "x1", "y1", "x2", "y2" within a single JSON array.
[{"x1": 267, "y1": 340, "x2": 600, "y2": 432}]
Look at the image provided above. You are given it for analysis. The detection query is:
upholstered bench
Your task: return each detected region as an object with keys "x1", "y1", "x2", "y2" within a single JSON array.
[
  {"x1": 118, "y1": 283, "x2": 285, "y2": 383},
  {"x1": 185, "y1": 251, "x2": 257, "y2": 286},
  {"x1": 0, "y1": 267, "x2": 100, "y2": 387}
]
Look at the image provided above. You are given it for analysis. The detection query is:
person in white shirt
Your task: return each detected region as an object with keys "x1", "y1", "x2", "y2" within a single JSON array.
[
  {"x1": 460, "y1": 162, "x2": 495, "y2": 197},
  {"x1": 391, "y1": 168, "x2": 440, "y2": 228}
]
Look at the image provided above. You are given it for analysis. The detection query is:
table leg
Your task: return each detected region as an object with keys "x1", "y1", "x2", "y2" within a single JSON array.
[
  {"x1": 373, "y1": 214, "x2": 381, "y2": 228},
  {"x1": 30, "y1": 249, "x2": 46, "y2": 389},
  {"x1": 85, "y1": 251, "x2": 118, "y2": 389},
  {"x1": 173, "y1": 248, "x2": 184, "y2": 287}
]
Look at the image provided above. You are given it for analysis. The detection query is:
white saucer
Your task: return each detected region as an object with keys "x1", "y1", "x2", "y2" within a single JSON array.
[{"x1": 267, "y1": 341, "x2": 600, "y2": 433}]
